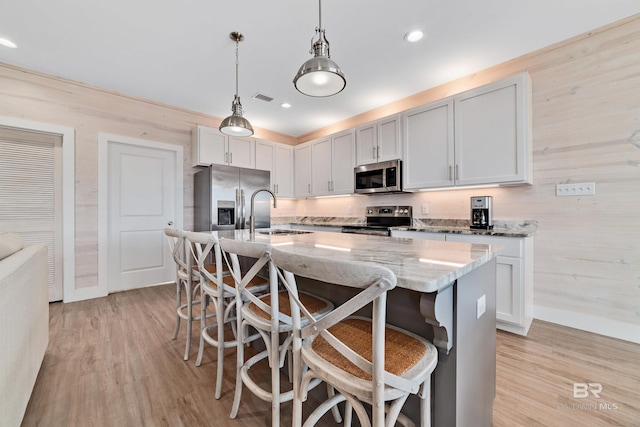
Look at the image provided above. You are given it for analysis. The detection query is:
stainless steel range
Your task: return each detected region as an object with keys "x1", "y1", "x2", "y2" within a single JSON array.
[{"x1": 342, "y1": 206, "x2": 412, "y2": 236}]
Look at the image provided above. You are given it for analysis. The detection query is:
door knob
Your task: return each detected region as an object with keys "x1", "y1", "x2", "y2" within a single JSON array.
[{"x1": 167, "y1": 221, "x2": 174, "y2": 226}]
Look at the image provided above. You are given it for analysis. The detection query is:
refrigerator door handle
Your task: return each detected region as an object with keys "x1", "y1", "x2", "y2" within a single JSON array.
[
  {"x1": 240, "y1": 189, "x2": 245, "y2": 229},
  {"x1": 235, "y1": 188, "x2": 241, "y2": 229}
]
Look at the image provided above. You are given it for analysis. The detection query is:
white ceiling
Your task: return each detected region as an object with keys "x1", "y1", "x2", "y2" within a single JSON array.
[{"x1": 1, "y1": 1, "x2": 638, "y2": 137}]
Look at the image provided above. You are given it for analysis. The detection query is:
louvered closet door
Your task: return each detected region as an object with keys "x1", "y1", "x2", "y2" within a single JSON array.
[{"x1": 0, "y1": 126, "x2": 63, "y2": 301}]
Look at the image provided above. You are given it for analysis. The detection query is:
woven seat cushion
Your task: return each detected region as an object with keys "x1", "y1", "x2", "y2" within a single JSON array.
[
  {"x1": 311, "y1": 318, "x2": 426, "y2": 379},
  {"x1": 192, "y1": 263, "x2": 227, "y2": 275},
  {"x1": 249, "y1": 291, "x2": 329, "y2": 320},
  {"x1": 208, "y1": 274, "x2": 266, "y2": 290}
]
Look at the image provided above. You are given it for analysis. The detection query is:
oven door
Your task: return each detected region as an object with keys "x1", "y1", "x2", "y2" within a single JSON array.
[{"x1": 341, "y1": 226, "x2": 390, "y2": 236}]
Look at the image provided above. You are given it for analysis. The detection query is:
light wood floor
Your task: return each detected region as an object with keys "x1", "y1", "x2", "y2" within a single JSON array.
[{"x1": 23, "y1": 284, "x2": 640, "y2": 426}]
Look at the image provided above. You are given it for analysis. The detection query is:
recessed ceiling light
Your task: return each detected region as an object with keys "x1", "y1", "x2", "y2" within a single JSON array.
[
  {"x1": 404, "y1": 30, "x2": 423, "y2": 43},
  {"x1": 281, "y1": 102, "x2": 291, "y2": 109},
  {"x1": 0, "y1": 38, "x2": 17, "y2": 48}
]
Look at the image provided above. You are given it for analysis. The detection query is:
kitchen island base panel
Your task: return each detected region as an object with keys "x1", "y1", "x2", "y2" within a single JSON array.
[
  {"x1": 440, "y1": 259, "x2": 496, "y2": 427},
  {"x1": 296, "y1": 258, "x2": 497, "y2": 427}
]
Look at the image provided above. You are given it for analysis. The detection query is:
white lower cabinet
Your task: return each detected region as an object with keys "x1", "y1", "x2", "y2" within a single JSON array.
[{"x1": 390, "y1": 230, "x2": 533, "y2": 335}]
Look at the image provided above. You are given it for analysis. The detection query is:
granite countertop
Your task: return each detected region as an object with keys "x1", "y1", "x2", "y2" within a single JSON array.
[
  {"x1": 208, "y1": 228, "x2": 502, "y2": 293},
  {"x1": 273, "y1": 217, "x2": 538, "y2": 237}
]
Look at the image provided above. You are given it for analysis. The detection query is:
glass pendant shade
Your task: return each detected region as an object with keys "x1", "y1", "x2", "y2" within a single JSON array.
[
  {"x1": 220, "y1": 95, "x2": 254, "y2": 136},
  {"x1": 219, "y1": 32, "x2": 254, "y2": 137}
]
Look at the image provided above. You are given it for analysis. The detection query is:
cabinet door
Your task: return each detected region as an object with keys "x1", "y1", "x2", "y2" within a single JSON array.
[
  {"x1": 355, "y1": 122, "x2": 377, "y2": 166},
  {"x1": 255, "y1": 140, "x2": 275, "y2": 188},
  {"x1": 376, "y1": 114, "x2": 401, "y2": 162},
  {"x1": 274, "y1": 144, "x2": 294, "y2": 198},
  {"x1": 294, "y1": 144, "x2": 312, "y2": 197},
  {"x1": 495, "y1": 256, "x2": 522, "y2": 325},
  {"x1": 454, "y1": 72, "x2": 530, "y2": 186},
  {"x1": 193, "y1": 126, "x2": 227, "y2": 167},
  {"x1": 311, "y1": 138, "x2": 332, "y2": 196},
  {"x1": 403, "y1": 100, "x2": 454, "y2": 190},
  {"x1": 331, "y1": 130, "x2": 355, "y2": 194},
  {"x1": 228, "y1": 136, "x2": 255, "y2": 169}
]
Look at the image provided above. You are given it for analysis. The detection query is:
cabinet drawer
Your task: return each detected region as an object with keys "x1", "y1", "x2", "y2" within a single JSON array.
[{"x1": 445, "y1": 234, "x2": 522, "y2": 257}]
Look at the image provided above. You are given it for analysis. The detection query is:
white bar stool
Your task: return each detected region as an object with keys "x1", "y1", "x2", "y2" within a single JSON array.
[
  {"x1": 270, "y1": 247, "x2": 439, "y2": 427},
  {"x1": 219, "y1": 238, "x2": 334, "y2": 427},
  {"x1": 186, "y1": 231, "x2": 268, "y2": 399},
  {"x1": 164, "y1": 227, "x2": 208, "y2": 361}
]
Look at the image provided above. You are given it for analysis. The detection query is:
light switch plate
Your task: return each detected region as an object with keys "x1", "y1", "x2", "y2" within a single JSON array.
[
  {"x1": 556, "y1": 182, "x2": 596, "y2": 196},
  {"x1": 476, "y1": 295, "x2": 486, "y2": 319}
]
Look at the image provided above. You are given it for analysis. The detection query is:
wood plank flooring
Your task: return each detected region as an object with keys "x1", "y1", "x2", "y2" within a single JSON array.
[{"x1": 22, "y1": 284, "x2": 640, "y2": 426}]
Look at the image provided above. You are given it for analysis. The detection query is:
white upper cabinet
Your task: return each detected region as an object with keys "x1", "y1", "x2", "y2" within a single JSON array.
[
  {"x1": 273, "y1": 144, "x2": 294, "y2": 198},
  {"x1": 331, "y1": 130, "x2": 356, "y2": 194},
  {"x1": 191, "y1": 125, "x2": 255, "y2": 168},
  {"x1": 403, "y1": 99, "x2": 454, "y2": 190},
  {"x1": 294, "y1": 142, "x2": 312, "y2": 198},
  {"x1": 255, "y1": 140, "x2": 274, "y2": 174},
  {"x1": 402, "y1": 72, "x2": 531, "y2": 190},
  {"x1": 454, "y1": 73, "x2": 531, "y2": 186},
  {"x1": 311, "y1": 129, "x2": 355, "y2": 196},
  {"x1": 356, "y1": 114, "x2": 402, "y2": 166},
  {"x1": 311, "y1": 137, "x2": 332, "y2": 196},
  {"x1": 256, "y1": 140, "x2": 294, "y2": 198}
]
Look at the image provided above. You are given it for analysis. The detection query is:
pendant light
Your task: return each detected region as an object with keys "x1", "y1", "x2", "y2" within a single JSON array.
[
  {"x1": 219, "y1": 32, "x2": 254, "y2": 137},
  {"x1": 293, "y1": 0, "x2": 345, "y2": 97}
]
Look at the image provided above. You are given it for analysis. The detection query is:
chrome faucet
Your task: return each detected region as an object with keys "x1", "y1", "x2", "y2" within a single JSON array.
[{"x1": 249, "y1": 188, "x2": 277, "y2": 234}]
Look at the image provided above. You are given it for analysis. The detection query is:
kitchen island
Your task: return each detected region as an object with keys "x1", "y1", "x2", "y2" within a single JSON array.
[{"x1": 212, "y1": 228, "x2": 502, "y2": 427}]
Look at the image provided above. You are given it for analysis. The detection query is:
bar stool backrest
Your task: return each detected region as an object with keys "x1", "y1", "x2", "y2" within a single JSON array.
[
  {"x1": 164, "y1": 227, "x2": 190, "y2": 277},
  {"x1": 270, "y1": 248, "x2": 398, "y2": 425},
  {"x1": 185, "y1": 232, "x2": 226, "y2": 292}
]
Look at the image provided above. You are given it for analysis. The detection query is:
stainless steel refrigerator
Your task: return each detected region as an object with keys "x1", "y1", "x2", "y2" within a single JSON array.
[{"x1": 194, "y1": 164, "x2": 271, "y2": 231}]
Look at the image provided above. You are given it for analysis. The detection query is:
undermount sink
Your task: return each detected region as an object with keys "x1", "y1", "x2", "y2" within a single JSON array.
[{"x1": 256, "y1": 229, "x2": 313, "y2": 236}]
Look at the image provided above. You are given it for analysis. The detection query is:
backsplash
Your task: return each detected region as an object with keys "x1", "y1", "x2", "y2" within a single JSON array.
[{"x1": 272, "y1": 186, "x2": 533, "y2": 222}]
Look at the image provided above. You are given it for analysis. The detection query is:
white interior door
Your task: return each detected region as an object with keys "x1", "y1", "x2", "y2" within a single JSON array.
[
  {"x1": 107, "y1": 141, "x2": 177, "y2": 292},
  {"x1": 0, "y1": 126, "x2": 63, "y2": 301}
]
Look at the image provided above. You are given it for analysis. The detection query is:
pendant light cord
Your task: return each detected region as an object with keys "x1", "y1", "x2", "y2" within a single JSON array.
[
  {"x1": 318, "y1": 0, "x2": 322, "y2": 30},
  {"x1": 235, "y1": 40, "x2": 239, "y2": 98}
]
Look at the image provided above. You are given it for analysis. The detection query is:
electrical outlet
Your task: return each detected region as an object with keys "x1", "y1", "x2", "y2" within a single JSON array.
[
  {"x1": 556, "y1": 182, "x2": 596, "y2": 196},
  {"x1": 421, "y1": 203, "x2": 429, "y2": 215},
  {"x1": 476, "y1": 295, "x2": 486, "y2": 319},
  {"x1": 347, "y1": 206, "x2": 353, "y2": 215}
]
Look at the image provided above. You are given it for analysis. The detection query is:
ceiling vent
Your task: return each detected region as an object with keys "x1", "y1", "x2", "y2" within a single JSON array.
[{"x1": 252, "y1": 93, "x2": 274, "y2": 102}]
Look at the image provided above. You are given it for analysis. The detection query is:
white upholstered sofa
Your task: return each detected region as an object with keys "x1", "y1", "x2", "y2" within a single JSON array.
[{"x1": 0, "y1": 232, "x2": 49, "y2": 426}]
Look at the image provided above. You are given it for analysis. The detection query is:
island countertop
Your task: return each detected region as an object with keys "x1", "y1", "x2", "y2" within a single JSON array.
[{"x1": 211, "y1": 228, "x2": 502, "y2": 293}]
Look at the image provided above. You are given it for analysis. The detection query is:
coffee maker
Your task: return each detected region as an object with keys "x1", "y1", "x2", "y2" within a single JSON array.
[{"x1": 470, "y1": 196, "x2": 493, "y2": 229}]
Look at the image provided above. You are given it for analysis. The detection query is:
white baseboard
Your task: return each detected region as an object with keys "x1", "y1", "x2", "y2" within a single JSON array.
[{"x1": 534, "y1": 305, "x2": 640, "y2": 344}]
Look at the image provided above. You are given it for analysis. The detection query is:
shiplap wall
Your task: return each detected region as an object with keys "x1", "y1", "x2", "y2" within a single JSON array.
[
  {"x1": 0, "y1": 65, "x2": 294, "y2": 291},
  {"x1": 0, "y1": 14, "x2": 638, "y2": 339},
  {"x1": 292, "y1": 14, "x2": 640, "y2": 339}
]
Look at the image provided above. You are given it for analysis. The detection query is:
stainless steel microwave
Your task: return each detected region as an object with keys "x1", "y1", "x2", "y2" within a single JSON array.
[{"x1": 354, "y1": 160, "x2": 403, "y2": 194}]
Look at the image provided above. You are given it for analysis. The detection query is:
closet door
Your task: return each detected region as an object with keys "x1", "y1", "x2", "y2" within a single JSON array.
[{"x1": 0, "y1": 126, "x2": 63, "y2": 301}]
